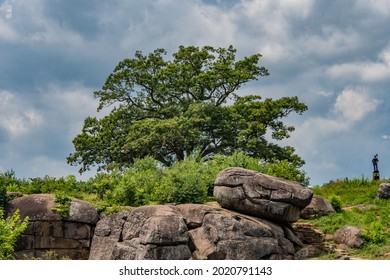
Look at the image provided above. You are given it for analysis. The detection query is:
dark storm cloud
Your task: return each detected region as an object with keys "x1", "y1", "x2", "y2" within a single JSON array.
[{"x1": 42, "y1": 0, "x2": 104, "y2": 40}]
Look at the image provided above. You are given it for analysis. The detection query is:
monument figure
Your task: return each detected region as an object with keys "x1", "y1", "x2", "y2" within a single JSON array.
[{"x1": 372, "y1": 154, "x2": 380, "y2": 180}]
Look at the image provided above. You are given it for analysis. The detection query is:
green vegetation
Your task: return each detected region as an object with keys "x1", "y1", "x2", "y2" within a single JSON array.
[
  {"x1": 309, "y1": 178, "x2": 389, "y2": 259},
  {"x1": 53, "y1": 195, "x2": 72, "y2": 219},
  {"x1": 1, "y1": 152, "x2": 308, "y2": 209},
  {"x1": 0, "y1": 170, "x2": 18, "y2": 209},
  {"x1": 67, "y1": 45, "x2": 307, "y2": 173},
  {"x1": 0, "y1": 209, "x2": 29, "y2": 260}
]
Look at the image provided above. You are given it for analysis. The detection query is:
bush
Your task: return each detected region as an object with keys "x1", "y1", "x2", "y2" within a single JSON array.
[
  {"x1": 113, "y1": 157, "x2": 162, "y2": 206},
  {"x1": 53, "y1": 195, "x2": 72, "y2": 219},
  {"x1": 0, "y1": 209, "x2": 29, "y2": 260},
  {"x1": 1, "y1": 152, "x2": 310, "y2": 207},
  {"x1": 329, "y1": 195, "x2": 342, "y2": 212},
  {"x1": 261, "y1": 159, "x2": 310, "y2": 186},
  {"x1": 0, "y1": 184, "x2": 6, "y2": 210},
  {"x1": 156, "y1": 156, "x2": 212, "y2": 204},
  {"x1": 109, "y1": 151, "x2": 310, "y2": 206},
  {"x1": 362, "y1": 221, "x2": 386, "y2": 244},
  {"x1": 1, "y1": 170, "x2": 18, "y2": 209}
]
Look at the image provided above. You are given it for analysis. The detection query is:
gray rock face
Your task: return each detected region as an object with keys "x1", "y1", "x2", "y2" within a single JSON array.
[
  {"x1": 300, "y1": 195, "x2": 335, "y2": 219},
  {"x1": 214, "y1": 167, "x2": 313, "y2": 222},
  {"x1": 5, "y1": 194, "x2": 99, "y2": 259},
  {"x1": 378, "y1": 183, "x2": 390, "y2": 199},
  {"x1": 294, "y1": 245, "x2": 323, "y2": 260},
  {"x1": 68, "y1": 198, "x2": 100, "y2": 224},
  {"x1": 334, "y1": 226, "x2": 364, "y2": 248},
  {"x1": 89, "y1": 204, "x2": 302, "y2": 260}
]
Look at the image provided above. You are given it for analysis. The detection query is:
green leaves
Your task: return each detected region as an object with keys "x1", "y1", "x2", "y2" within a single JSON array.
[
  {"x1": 68, "y1": 45, "x2": 307, "y2": 173},
  {"x1": 0, "y1": 210, "x2": 29, "y2": 260}
]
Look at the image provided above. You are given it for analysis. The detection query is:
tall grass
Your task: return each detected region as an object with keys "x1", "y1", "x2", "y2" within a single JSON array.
[{"x1": 309, "y1": 177, "x2": 389, "y2": 259}]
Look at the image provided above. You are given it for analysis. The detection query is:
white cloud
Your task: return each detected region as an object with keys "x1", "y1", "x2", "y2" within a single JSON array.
[
  {"x1": 293, "y1": 87, "x2": 381, "y2": 138},
  {"x1": 317, "y1": 91, "x2": 333, "y2": 97},
  {"x1": 279, "y1": 0, "x2": 315, "y2": 18},
  {"x1": 357, "y1": 0, "x2": 390, "y2": 15},
  {"x1": 333, "y1": 87, "x2": 382, "y2": 123},
  {"x1": 0, "y1": 0, "x2": 18, "y2": 41},
  {"x1": 326, "y1": 45, "x2": 390, "y2": 82},
  {"x1": 302, "y1": 26, "x2": 362, "y2": 58},
  {"x1": 40, "y1": 83, "x2": 100, "y2": 140},
  {"x1": 292, "y1": 88, "x2": 381, "y2": 141},
  {"x1": 0, "y1": 90, "x2": 43, "y2": 137},
  {"x1": 0, "y1": 1, "x2": 12, "y2": 19},
  {"x1": 118, "y1": 1, "x2": 238, "y2": 51},
  {"x1": 44, "y1": 84, "x2": 98, "y2": 113},
  {"x1": 289, "y1": 87, "x2": 381, "y2": 153},
  {"x1": 0, "y1": 0, "x2": 85, "y2": 46},
  {"x1": 0, "y1": 22, "x2": 18, "y2": 41}
]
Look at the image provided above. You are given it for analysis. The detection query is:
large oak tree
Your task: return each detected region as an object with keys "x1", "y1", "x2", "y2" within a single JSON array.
[{"x1": 67, "y1": 46, "x2": 308, "y2": 173}]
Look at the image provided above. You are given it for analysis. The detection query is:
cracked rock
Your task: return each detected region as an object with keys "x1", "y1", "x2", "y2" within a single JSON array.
[
  {"x1": 214, "y1": 167, "x2": 313, "y2": 222},
  {"x1": 89, "y1": 204, "x2": 302, "y2": 260}
]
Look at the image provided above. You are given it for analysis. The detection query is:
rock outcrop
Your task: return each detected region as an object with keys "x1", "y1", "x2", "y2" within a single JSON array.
[
  {"x1": 378, "y1": 183, "x2": 390, "y2": 199},
  {"x1": 89, "y1": 204, "x2": 302, "y2": 260},
  {"x1": 333, "y1": 226, "x2": 364, "y2": 248},
  {"x1": 5, "y1": 194, "x2": 99, "y2": 259},
  {"x1": 6, "y1": 168, "x2": 319, "y2": 260},
  {"x1": 300, "y1": 195, "x2": 335, "y2": 219},
  {"x1": 214, "y1": 167, "x2": 313, "y2": 222}
]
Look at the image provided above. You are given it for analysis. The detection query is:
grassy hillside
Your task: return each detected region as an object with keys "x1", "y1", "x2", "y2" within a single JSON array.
[{"x1": 309, "y1": 178, "x2": 389, "y2": 259}]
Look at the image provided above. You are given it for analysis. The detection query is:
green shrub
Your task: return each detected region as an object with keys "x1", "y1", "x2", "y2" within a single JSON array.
[
  {"x1": 329, "y1": 195, "x2": 343, "y2": 212},
  {"x1": 362, "y1": 221, "x2": 386, "y2": 244},
  {"x1": 1, "y1": 151, "x2": 310, "y2": 208},
  {"x1": 53, "y1": 195, "x2": 72, "y2": 219},
  {"x1": 0, "y1": 209, "x2": 29, "y2": 260},
  {"x1": 211, "y1": 151, "x2": 309, "y2": 185},
  {"x1": 90, "y1": 173, "x2": 114, "y2": 200},
  {"x1": 113, "y1": 157, "x2": 162, "y2": 206},
  {"x1": 1, "y1": 170, "x2": 18, "y2": 209},
  {"x1": 0, "y1": 184, "x2": 6, "y2": 210},
  {"x1": 261, "y1": 159, "x2": 310, "y2": 186},
  {"x1": 156, "y1": 156, "x2": 211, "y2": 204},
  {"x1": 109, "y1": 151, "x2": 310, "y2": 206}
]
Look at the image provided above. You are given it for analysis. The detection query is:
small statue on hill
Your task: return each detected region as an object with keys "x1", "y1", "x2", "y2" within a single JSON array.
[
  {"x1": 372, "y1": 154, "x2": 380, "y2": 180},
  {"x1": 372, "y1": 154, "x2": 379, "y2": 172}
]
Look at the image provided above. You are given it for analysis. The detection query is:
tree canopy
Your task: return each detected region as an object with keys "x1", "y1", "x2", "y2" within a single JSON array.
[{"x1": 67, "y1": 45, "x2": 308, "y2": 173}]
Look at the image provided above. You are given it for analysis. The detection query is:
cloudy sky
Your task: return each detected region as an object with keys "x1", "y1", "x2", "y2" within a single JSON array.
[{"x1": 1, "y1": 0, "x2": 390, "y2": 186}]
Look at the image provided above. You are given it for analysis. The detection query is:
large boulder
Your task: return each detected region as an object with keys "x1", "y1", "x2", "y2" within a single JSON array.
[
  {"x1": 334, "y1": 226, "x2": 364, "y2": 248},
  {"x1": 294, "y1": 245, "x2": 323, "y2": 260},
  {"x1": 300, "y1": 195, "x2": 335, "y2": 219},
  {"x1": 378, "y1": 183, "x2": 390, "y2": 199},
  {"x1": 89, "y1": 204, "x2": 303, "y2": 260},
  {"x1": 5, "y1": 194, "x2": 99, "y2": 259},
  {"x1": 214, "y1": 167, "x2": 313, "y2": 222}
]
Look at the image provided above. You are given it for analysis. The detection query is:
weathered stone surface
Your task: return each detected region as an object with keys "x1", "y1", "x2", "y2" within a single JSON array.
[
  {"x1": 68, "y1": 198, "x2": 100, "y2": 224},
  {"x1": 334, "y1": 226, "x2": 364, "y2": 248},
  {"x1": 5, "y1": 191, "x2": 23, "y2": 201},
  {"x1": 378, "y1": 183, "x2": 390, "y2": 199},
  {"x1": 89, "y1": 204, "x2": 303, "y2": 260},
  {"x1": 300, "y1": 195, "x2": 335, "y2": 219},
  {"x1": 5, "y1": 194, "x2": 99, "y2": 259},
  {"x1": 214, "y1": 167, "x2": 313, "y2": 222},
  {"x1": 294, "y1": 245, "x2": 323, "y2": 260},
  {"x1": 5, "y1": 194, "x2": 61, "y2": 221},
  {"x1": 89, "y1": 212, "x2": 129, "y2": 260}
]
